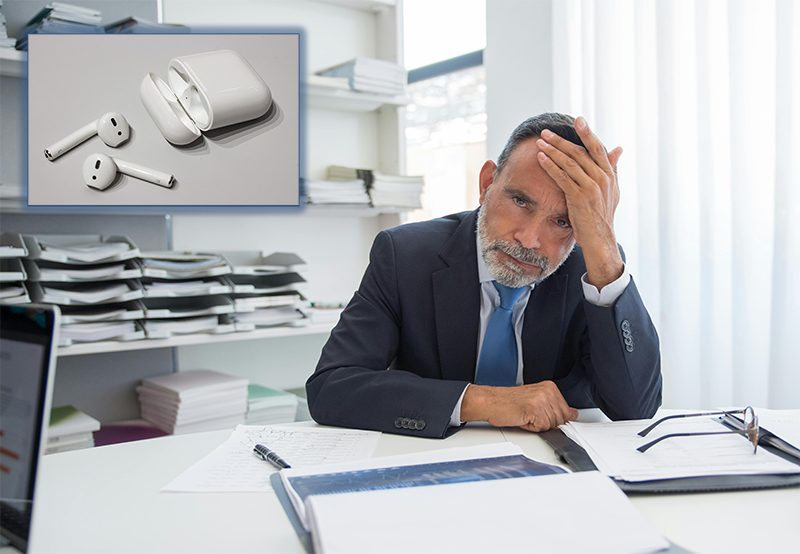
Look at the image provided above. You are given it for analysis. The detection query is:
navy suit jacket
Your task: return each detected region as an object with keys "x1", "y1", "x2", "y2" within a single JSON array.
[{"x1": 306, "y1": 209, "x2": 662, "y2": 438}]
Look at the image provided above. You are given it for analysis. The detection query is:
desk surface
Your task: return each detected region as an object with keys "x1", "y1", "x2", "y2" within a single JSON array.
[{"x1": 25, "y1": 418, "x2": 800, "y2": 554}]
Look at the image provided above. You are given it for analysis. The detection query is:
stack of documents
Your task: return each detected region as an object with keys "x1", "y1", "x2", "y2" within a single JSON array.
[
  {"x1": 137, "y1": 370, "x2": 249, "y2": 434},
  {"x1": 221, "y1": 251, "x2": 307, "y2": 275},
  {"x1": 104, "y1": 16, "x2": 189, "y2": 34},
  {"x1": 560, "y1": 411, "x2": 800, "y2": 484},
  {"x1": 328, "y1": 166, "x2": 423, "y2": 209},
  {"x1": 46, "y1": 405, "x2": 100, "y2": 454},
  {"x1": 35, "y1": 281, "x2": 142, "y2": 305},
  {"x1": 59, "y1": 320, "x2": 143, "y2": 346},
  {"x1": 245, "y1": 385, "x2": 298, "y2": 425},
  {"x1": 58, "y1": 300, "x2": 144, "y2": 324},
  {"x1": 140, "y1": 252, "x2": 230, "y2": 279},
  {"x1": 303, "y1": 303, "x2": 345, "y2": 325},
  {"x1": 277, "y1": 443, "x2": 668, "y2": 554},
  {"x1": 142, "y1": 277, "x2": 231, "y2": 298},
  {"x1": 24, "y1": 259, "x2": 142, "y2": 282},
  {"x1": 315, "y1": 57, "x2": 407, "y2": 96},
  {"x1": 23, "y1": 234, "x2": 139, "y2": 264},
  {"x1": 0, "y1": 2, "x2": 17, "y2": 49},
  {"x1": 16, "y1": 2, "x2": 104, "y2": 50},
  {"x1": 302, "y1": 178, "x2": 371, "y2": 206},
  {"x1": 0, "y1": 233, "x2": 29, "y2": 303}
]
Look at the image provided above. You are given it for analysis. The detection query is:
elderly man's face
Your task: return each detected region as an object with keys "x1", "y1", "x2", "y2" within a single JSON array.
[{"x1": 477, "y1": 137, "x2": 576, "y2": 288}]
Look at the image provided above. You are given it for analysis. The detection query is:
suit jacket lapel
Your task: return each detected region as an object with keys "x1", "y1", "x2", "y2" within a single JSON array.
[
  {"x1": 522, "y1": 273, "x2": 568, "y2": 384},
  {"x1": 432, "y1": 210, "x2": 481, "y2": 383}
]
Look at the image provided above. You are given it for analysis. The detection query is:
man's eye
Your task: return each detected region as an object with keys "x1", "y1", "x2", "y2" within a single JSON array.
[
  {"x1": 556, "y1": 219, "x2": 571, "y2": 228},
  {"x1": 513, "y1": 197, "x2": 526, "y2": 207}
]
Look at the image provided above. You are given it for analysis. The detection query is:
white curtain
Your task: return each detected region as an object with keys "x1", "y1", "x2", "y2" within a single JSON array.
[{"x1": 551, "y1": 0, "x2": 800, "y2": 409}]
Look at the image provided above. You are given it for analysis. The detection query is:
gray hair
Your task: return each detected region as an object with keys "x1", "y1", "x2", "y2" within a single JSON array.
[{"x1": 494, "y1": 113, "x2": 586, "y2": 177}]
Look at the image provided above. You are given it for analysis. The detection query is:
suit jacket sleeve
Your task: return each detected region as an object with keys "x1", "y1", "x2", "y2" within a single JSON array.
[
  {"x1": 556, "y1": 273, "x2": 662, "y2": 421},
  {"x1": 306, "y1": 230, "x2": 470, "y2": 438}
]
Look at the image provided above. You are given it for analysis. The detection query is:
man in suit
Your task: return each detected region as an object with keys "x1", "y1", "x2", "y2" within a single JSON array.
[{"x1": 306, "y1": 113, "x2": 662, "y2": 438}]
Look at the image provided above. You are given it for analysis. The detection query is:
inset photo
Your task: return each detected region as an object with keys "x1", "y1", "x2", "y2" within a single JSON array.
[{"x1": 27, "y1": 33, "x2": 299, "y2": 206}]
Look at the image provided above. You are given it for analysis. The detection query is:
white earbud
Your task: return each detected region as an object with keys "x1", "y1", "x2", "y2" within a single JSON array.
[
  {"x1": 83, "y1": 153, "x2": 174, "y2": 190},
  {"x1": 45, "y1": 112, "x2": 131, "y2": 160}
]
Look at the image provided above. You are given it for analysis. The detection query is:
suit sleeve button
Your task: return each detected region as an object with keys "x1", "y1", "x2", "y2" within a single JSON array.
[
  {"x1": 621, "y1": 320, "x2": 631, "y2": 332},
  {"x1": 416, "y1": 420, "x2": 426, "y2": 430},
  {"x1": 394, "y1": 417, "x2": 403, "y2": 428}
]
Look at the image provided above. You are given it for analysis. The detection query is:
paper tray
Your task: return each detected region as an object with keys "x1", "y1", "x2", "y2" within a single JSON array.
[
  {"x1": 23, "y1": 234, "x2": 140, "y2": 264},
  {"x1": 539, "y1": 428, "x2": 800, "y2": 493}
]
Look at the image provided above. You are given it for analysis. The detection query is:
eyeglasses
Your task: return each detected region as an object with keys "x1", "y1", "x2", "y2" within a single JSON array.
[{"x1": 636, "y1": 407, "x2": 759, "y2": 454}]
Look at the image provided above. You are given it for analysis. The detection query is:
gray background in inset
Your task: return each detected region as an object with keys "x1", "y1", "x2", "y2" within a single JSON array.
[{"x1": 27, "y1": 33, "x2": 299, "y2": 206}]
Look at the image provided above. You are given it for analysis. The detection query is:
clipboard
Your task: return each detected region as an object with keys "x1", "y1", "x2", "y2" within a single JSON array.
[{"x1": 540, "y1": 428, "x2": 800, "y2": 493}]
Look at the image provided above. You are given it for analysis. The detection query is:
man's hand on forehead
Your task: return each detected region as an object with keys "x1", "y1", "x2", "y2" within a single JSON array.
[{"x1": 533, "y1": 116, "x2": 625, "y2": 289}]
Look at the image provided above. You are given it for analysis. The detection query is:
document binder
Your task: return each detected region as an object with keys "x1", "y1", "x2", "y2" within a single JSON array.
[{"x1": 540, "y1": 428, "x2": 800, "y2": 493}]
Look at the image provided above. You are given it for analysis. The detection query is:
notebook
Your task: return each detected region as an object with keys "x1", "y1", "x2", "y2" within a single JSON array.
[{"x1": 0, "y1": 304, "x2": 60, "y2": 552}]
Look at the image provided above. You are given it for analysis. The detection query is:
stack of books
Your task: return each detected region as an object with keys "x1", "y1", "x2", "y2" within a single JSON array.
[
  {"x1": 302, "y1": 178, "x2": 371, "y2": 206},
  {"x1": 316, "y1": 57, "x2": 407, "y2": 96},
  {"x1": 328, "y1": 166, "x2": 423, "y2": 209},
  {"x1": 245, "y1": 384, "x2": 299, "y2": 425},
  {"x1": 17, "y1": 2, "x2": 104, "y2": 50},
  {"x1": 46, "y1": 405, "x2": 100, "y2": 454},
  {"x1": 22, "y1": 234, "x2": 145, "y2": 345},
  {"x1": 0, "y1": 2, "x2": 17, "y2": 49},
  {"x1": 137, "y1": 369, "x2": 249, "y2": 434}
]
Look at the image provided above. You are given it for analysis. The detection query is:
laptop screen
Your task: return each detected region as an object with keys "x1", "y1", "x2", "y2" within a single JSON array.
[{"x1": 0, "y1": 305, "x2": 59, "y2": 552}]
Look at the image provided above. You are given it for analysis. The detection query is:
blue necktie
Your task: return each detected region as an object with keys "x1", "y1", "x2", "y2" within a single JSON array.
[{"x1": 475, "y1": 282, "x2": 527, "y2": 387}]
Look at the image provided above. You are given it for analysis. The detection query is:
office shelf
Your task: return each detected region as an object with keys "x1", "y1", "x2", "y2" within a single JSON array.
[
  {"x1": 58, "y1": 321, "x2": 337, "y2": 357},
  {"x1": 311, "y1": 0, "x2": 396, "y2": 12},
  {"x1": 306, "y1": 81, "x2": 409, "y2": 113},
  {"x1": 0, "y1": 49, "x2": 26, "y2": 78}
]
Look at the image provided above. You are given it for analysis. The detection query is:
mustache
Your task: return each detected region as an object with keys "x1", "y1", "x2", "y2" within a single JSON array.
[{"x1": 490, "y1": 240, "x2": 550, "y2": 271}]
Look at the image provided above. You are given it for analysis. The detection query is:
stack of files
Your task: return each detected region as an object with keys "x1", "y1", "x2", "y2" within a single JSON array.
[
  {"x1": 228, "y1": 272, "x2": 307, "y2": 295},
  {"x1": 104, "y1": 16, "x2": 190, "y2": 34},
  {"x1": 22, "y1": 234, "x2": 139, "y2": 264},
  {"x1": 31, "y1": 280, "x2": 143, "y2": 305},
  {"x1": 59, "y1": 320, "x2": 144, "y2": 346},
  {"x1": 303, "y1": 303, "x2": 345, "y2": 325},
  {"x1": 328, "y1": 166, "x2": 423, "y2": 209},
  {"x1": 0, "y1": 233, "x2": 30, "y2": 304},
  {"x1": 16, "y1": 2, "x2": 104, "y2": 50},
  {"x1": 136, "y1": 370, "x2": 249, "y2": 435},
  {"x1": 142, "y1": 277, "x2": 232, "y2": 298},
  {"x1": 0, "y1": 2, "x2": 16, "y2": 49},
  {"x1": 140, "y1": 252, "x2": 231, "y2": 279},
  {"x1": 142, "y1": 296, "x2": 234, "y2": 319},
  {"x1": 274, "y1": 443, "x2": 669, "y2": 554},
  {"x1": 142, "y1": 314, "x2": 235, "y2": 339},
  {"x1": 233, "y1": 290, "x2": 306, "y2": 311},
  {"x1": 547, "y1": 409, "x2": 800, "y2": 492},
  {"x1": 232, "y1": 305, "x2": 307, "y2": 329},
  {"x1": 245, "y1": 384, "x2": 298, "y2": 425},
  {"x1": 302, "y1": 178, "x2": 370, "y2": 206},
  {"x1": 221, "y1": 251, "x2": 307, "y2": 275},
  {"x1": 23, "y1": 258, "x2": 142, "y2": 282},
  {"x1": 59, "y1": 300, "x2": 144, "y2": 324},
  {"x1": 46, "y1": 405, "x2": 100, "y2": 455},
  {"x1": 315, "y1": 56, "x2": 408, "y2": 96}
]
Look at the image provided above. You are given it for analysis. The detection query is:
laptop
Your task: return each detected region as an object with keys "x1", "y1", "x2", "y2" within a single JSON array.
[{"x1": 0, "y1": 304, "x2": 60, "y2": 552}]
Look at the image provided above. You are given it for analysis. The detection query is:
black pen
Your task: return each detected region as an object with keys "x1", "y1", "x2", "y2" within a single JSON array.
[{"x1": 253, "y1": 443, "x2": 291, "y2": 469}]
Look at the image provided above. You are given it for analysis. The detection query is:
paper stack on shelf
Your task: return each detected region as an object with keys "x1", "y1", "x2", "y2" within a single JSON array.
[
  {"x1": 316, "y1": 56, "x2": 407, "y2": 96},
  {"x1": 139, "y1": 253, "x2": 234, "y2": 338},
  {"x1": 137, "y1": 370, "x2": 249, "y2": 435},
  {"x1": 16, "y1": 2, "x2": 104, "y2": 50},
  {"x1": 0, "y1": 233, "x2": 30, "y2": 304},
  {"x1": 328, "y1": 166, "x2": 423, "y2": 209},
  {"x1": 0, "y1": 2, "x2": 17, "y2": 49},
  {"x1": 104, "y1": 16, "x2": 189, "y2": 34},
  {"x1": 304, "y1": 303, "x2": 346, "y2": 325},
  {"x1": 59, "y1": 320, "x2": 143, "y2": 346},
  {"x1": 58, "y1": 301, "x2": 144, "y2": 324},
  {"x1": 245, "y1": 385, "x2": 299, "y2": 425},
  {"x1": 302, "y1": 178, "x2": 370, "y2": 206},
  {"x1": 46, "y1": 405, "x2": 100, "y2": 454},
  {"x1": 223, "y1": 251, "x2": 310, "y2": 331}
]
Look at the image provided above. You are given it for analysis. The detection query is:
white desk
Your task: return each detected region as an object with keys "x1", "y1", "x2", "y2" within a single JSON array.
[{"x1": 25, "y1": 419, "x2": 800, "y2": 554}]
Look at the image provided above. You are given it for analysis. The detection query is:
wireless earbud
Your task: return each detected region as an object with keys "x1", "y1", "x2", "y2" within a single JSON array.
[
  {"x1": 83, "y1": 153, "x2": 174, "y2": 190},
  {"x1": 45, "y1": 112, "x2": 131, "y2": 160}
]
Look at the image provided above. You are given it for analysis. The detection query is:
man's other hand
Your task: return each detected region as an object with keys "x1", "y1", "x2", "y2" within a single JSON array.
[{"x1": 460, "y1": 381, "x2": 579, "y2": 432}]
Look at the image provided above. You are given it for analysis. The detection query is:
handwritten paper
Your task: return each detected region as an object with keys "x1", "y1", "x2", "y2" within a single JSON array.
[{"x1": 162, "y1": 425, "x2": 381, "y2": 492}]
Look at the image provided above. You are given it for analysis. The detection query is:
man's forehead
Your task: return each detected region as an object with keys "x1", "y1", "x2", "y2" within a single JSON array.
[{"x1": 499, "y1": 138, "x2": 568, "y2": 213}]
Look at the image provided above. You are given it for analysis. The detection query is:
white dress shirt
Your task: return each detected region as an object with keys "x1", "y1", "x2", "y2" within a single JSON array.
[{"x1": 447, "y1": 237, "x2": 631, "y2": 426}]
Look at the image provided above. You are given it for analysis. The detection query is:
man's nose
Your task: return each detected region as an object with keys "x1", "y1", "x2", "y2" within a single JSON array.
[{"x1": 513, "y1": 221, "x2": 542, "y2": 250}]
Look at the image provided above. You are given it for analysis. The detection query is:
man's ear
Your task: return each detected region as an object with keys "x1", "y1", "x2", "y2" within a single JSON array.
[{"x1": 479, "y1": 160, "x2": 497, "y2": 205}]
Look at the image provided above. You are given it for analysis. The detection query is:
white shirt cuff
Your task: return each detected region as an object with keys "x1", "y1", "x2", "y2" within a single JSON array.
[
  {"x1": 581, "y1": 263, "x2": 630, "y2": 307},
  {"x1": 449, "y1": 384, "x2": 470, "y2": 427}
]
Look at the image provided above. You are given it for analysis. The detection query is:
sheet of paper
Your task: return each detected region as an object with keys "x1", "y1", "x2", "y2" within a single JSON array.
[
  {"x1": 306, "y1": 471, "x2": 669, "y2": 554},
  {"x1": 162, "y1": 425, "x2": 381, "y2": 493},
  {"x1": 562, "y1": 416, "x2": 800, "y2": 482}
]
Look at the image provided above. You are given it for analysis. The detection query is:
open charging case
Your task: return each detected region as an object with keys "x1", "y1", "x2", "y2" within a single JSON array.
[{"x1": 140, "y1": 50, "x2": 273, "y2": 146}]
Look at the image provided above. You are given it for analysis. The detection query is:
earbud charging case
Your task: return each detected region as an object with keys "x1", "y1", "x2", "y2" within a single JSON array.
[{"x1": 140, "y1": 50, "x2": 273, "y2": 145}]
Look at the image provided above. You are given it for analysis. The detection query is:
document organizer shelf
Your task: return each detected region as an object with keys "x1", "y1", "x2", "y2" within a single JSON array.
[{"x1": 57, "y1": 320, "x2": 337, "y2": 357}]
